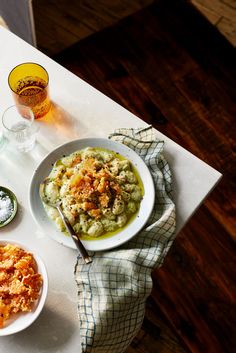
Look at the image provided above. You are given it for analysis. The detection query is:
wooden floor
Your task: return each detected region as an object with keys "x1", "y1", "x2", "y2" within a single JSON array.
[
  {"x1": 191, "y1": 0, "x2": 236, "y2": 46},
  {"x1": 33, "y1": 0, "x2": 154, "y2": 56},
  {"x1": 33, "y1": 0, "x2": 236, "y2": 56},
  {"x1": 34, "y1": 0, "x2": 236, "y2": 352}
]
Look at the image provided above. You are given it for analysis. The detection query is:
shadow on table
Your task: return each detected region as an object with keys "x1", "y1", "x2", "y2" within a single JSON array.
[
  {"x1": 36, "y1": 102, "x2": 88, "y2": 148},
  {"x1": 4, "y1": 305, "x2": 77, "y2": 351},
  {"x1": 162, "y1": 149, "x2": 181, "y2": 229},
  {"x1": 0, "y1": 101, "x2": 88, "y2": 171},
  {"x1": 0, "y1": 203, "x2": 24, "y2": 232},
  {"x1": 0, "y1": 143, "x2": 47, "y2": 178}
]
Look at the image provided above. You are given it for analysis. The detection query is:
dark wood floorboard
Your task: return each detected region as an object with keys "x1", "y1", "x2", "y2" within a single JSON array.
[
  {"x1": 33, "y1": 0, "x2": 154, "y2": 56},
  {"x1": 51, "y1": 1, "x2": 236, "y2": 352}
]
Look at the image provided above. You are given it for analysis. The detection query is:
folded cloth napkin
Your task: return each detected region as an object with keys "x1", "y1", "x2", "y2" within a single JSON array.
[{"x1": 74, "y1": 126, "x2": 176, "y2": 353}]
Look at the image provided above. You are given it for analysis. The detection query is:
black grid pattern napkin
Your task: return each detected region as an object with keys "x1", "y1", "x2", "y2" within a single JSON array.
[{"x1": 74, "y1": 126, "x2": 176, "y2": 353}]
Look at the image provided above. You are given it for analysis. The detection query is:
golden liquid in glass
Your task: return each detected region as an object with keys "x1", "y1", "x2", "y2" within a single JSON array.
[{"x1": 16, "y1": 77, "x2": 51, "y2": 119}]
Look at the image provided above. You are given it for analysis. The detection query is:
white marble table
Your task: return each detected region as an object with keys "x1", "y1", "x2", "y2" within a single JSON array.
[{"x1": 0, "y1": 26, "x2": 221, "y2": 353}]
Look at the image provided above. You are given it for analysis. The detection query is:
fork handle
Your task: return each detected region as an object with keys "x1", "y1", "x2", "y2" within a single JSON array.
[{"x1": 57, "y1": 205, "x2": 92, "y2": 264}]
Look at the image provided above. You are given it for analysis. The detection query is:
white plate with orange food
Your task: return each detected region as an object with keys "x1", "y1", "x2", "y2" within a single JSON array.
[
  {"x1": 0, "y1": 240, "x2": 48, "y2": 336},
  {"x1": 29, "y1": 138, "x2": 155, "y2": 251}
]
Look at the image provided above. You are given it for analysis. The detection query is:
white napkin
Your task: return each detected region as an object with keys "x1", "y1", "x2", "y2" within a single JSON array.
[{"x1": 74, "y1": 126, "x2": 176, "y2": 353}]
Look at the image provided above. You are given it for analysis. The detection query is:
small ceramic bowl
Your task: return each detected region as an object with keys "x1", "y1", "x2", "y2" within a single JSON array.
[
  {"x1": 0, "y1": 186, "x2": 18, "y2": 227},
  {"x1": 0, "y1": 240, "x2": 48, "y2": 336}
]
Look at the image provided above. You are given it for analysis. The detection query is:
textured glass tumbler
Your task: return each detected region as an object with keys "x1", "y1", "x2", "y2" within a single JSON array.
[
  {"x1": 8, "y1": 62, "x2": 51, "y2": 119},
  {"x1": 2, "y1": 105, "x2": 36, "y2": 152}
]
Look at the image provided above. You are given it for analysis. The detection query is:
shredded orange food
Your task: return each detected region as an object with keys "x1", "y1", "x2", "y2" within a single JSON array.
[
  {"x1": 0, "y1": 244, "x2": 43, "y2": 328},
  {"x1": 69, "y1": 157, "x2": 122, "y2": 218}
]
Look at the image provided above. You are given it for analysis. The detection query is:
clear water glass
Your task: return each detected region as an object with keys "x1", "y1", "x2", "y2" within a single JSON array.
[{"x1": 2, "y1": 105, "x2": 36, "y2": 152}]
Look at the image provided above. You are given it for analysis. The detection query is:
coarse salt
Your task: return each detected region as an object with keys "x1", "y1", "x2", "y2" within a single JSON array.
[{"x1": 0, "y1": 191, "x2": 13, "y2": 223}]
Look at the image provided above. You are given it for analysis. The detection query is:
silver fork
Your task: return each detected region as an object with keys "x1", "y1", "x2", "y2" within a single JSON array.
[{"x1": 39, "y1": 179, "x2": 92, "y2": 264}]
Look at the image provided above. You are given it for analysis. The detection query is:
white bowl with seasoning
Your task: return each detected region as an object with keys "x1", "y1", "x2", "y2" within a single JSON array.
[{"x1": 0, "y1": 186, "x2": 18, "y2": 227}]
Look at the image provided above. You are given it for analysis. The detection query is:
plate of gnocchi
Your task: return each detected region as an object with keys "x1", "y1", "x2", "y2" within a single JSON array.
[{"x1": 29, "y1": 138, "x2": 155, "y2": 251}]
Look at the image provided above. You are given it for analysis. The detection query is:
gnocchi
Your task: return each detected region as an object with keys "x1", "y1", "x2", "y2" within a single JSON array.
[{"x1": 42, "y1": 147, "x2": 143, "y2": 239}]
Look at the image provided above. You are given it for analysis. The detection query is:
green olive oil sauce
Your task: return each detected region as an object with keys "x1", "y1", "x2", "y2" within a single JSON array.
[
  {"x1": 51, "y1": 147, "x2": 144, "y2": 241},
  {"x1": 80, "y1": 211, "x2": 139, "y2": 241}
]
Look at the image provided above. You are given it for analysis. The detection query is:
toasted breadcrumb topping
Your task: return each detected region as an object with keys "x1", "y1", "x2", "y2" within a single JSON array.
[{"x1": 0, "y1": 244, "x2": 43, "y2": 328}]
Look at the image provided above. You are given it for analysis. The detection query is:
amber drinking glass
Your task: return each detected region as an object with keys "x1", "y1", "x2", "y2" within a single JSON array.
[{"x1": 8, "y1": 62, "x2": 51, "y2": 119}]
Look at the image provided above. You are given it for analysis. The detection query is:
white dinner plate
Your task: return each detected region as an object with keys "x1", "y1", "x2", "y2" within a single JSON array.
[
  {"x1": 0, "y1": 239, "x2": 48, "y2": 336},
  {"x1": 29, "y1": 138, "x2": 155, "y2": 251}
]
